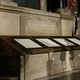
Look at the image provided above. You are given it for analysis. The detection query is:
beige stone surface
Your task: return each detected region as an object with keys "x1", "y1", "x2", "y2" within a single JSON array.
[
  {"x1": 20, "y1": 51, "x2": 80, "y2": 80},
  {"x1": 61, "y1": 19, "x2": 73, "y2": 36},
  {"x1": 0, "y1": 5, "x2": 76, "y2": 80},
  {"x1": 49, "y1": 51, "x2": 76, "y2": 75},
  {"x1": 22, "y1": 54, "x2": 48, "y2": 80},
  {"x1": 21, "y1": 13, "x2": 61, "y2": 36},
  {"x1": 40, "y1": 0, "x2": 47, "y2": 11},
  {"x1": 0, "y1": 5, "x2": 73, "y2": 37},
  {"x1": 0, "y1": 0, "x2": 17, "y2": 6},
  {"x1": 49, "y1": 52, "x2": 63, "y2": 75},
  {"x1": 20, "y1": 56, "x2": 25, "y2": 80},
  {"x1": 0, "y1": 12, "x2": 20, "y2": 35},
  {"x1": 73, "y1": 59, "x2": 80, "y2": 69},
  {"x1": 73, "y1": 50, "x2": 80, "y2": 69},
  {"x1": 25, "y1": 20, "x2": 58, "y2": 36}
]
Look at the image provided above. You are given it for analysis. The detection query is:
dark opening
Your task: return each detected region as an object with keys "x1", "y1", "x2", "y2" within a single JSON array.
[
  {"x1": 13, "y1": 0, "x2": 40, "y2": 10},
  {"x1": 77, "y1": 0, "x2": 80, "y2": 17},
  {"x1": 0, "y1": 56, "x2": 20, "y2": 80},
  {"x1": 47, "y1": 0, "x2": 67, "y2": 13}
]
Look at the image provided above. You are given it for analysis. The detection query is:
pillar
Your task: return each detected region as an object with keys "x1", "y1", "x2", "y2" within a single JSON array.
[{"x1": 40, "y1": 0, "x2": 47, "y2": 11}]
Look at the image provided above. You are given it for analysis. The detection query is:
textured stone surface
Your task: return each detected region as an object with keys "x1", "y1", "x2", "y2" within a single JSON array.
[
  {"x1": 0, "y1": 5, "x2": 75, "y2": 80},
  {"x1": 61, "y1": 16, "x2": 73, "y2": 36},
  {"x1": 40, "y1": 0, "x2": 47, "y2": 11},
  {"x1": 49, "y1": 52, "x2": 63, "y2": 75},
  {"x1": 21, "y1": 13, "x2": 61, "y2": 36},
  {"x1": 73, "y1": 50, "x2": 80, "y2": 69},
  {"x1": 0, "y1": 0, "x2": 17, "y2": 6},
  {"x1": 22, "y1": 54, "x2": 48, "y2": 80},
  {"x1": 0, "y1": 12, "x2": 20, "y2": 35}
]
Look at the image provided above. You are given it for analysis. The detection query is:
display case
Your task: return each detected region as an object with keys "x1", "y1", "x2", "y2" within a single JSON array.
[
  {"x1": 0, "y1": 36, "x2": 80, "y2": 54},
  {"x1": 0, "y1": 36, "x2": 80, "y2": 80}
]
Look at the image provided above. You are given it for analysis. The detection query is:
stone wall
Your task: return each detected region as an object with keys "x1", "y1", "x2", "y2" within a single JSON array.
[
  {"x1": 0, "y1": 0, "x2": 17, "y2": 6},
  {"x1": 0, "y1": 5, "x2": 61, "y2": 36},
  {"x1": 0, "y1": 11, "x2": 20, "y2": 35},
  {"x1": 20, "y1": 50, "x2": 80, "y2": 80},
  {"x1": 0, "y1": 5, "x2": 78, "y2": 80},
  {"x1": 21, "y1": 10, "x2": 61, "y2": 36},
  {"x1": 61, "y1": 14, "x2": 73, "y2": 36}
]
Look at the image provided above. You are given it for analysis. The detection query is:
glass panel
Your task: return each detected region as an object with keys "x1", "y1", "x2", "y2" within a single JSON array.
[
  {"x1": 14, "y1": 39, "x2": 42, "y2": 48},
  {"x1": 36, "y1": 39, "x2": 60, "y2": 47},
  {"x1": 53, "y1": 38, "x2": 75, "y2": 46},
  {"x1": 67, "y1": 38, "x2": 80, "y2": 45}
]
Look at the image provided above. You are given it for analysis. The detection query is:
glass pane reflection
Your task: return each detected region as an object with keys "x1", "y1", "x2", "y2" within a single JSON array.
[
  {"x1": 67, "y1": 38, "x2": 80, "y2": 45},
  {"x1": 14, "y1": 39, "x2": 42, "y2": 48},
  {"x1": 36, "y1": 39, "x2": 60, "y2": 47},
  {"x1": 54, "y1": 38, "x2": 75, "y2": 46}
]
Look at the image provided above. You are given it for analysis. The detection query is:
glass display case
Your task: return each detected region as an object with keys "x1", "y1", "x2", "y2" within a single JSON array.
[
  {"x1": 0, "y1": 36, "x2": 80, "y2": 80},
  {"x1": 0, "y1": 36, "x2": 80, "y2": 54}
]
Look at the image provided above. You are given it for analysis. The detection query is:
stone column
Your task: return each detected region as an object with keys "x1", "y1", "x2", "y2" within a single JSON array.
[
  {"x1": 40, "y1": 0, "x2": 47, "y2": 11},
  {"x1": 0, "y1": 0, "x2": 17, "y2": 6}
]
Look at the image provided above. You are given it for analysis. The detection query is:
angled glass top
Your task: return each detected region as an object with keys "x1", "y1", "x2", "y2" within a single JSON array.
[
  {"x1": 1, "y1": 36, "x2": 80, "y2": 54},
  {"x1": 67, "y1": 38, "x2": 80, "y2": 45},
  {"x1": 36, "y1": 39, "x2": 60, "y2": 47},
  {"x1": 53, "y1": 38, "x2": 75, "y2": 46},
  {"x1": 14, "y1": 39, "x2": 42, "y2": 48}
]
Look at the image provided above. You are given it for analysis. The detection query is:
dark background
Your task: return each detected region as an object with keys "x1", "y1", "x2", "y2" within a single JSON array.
[
  {"x1": 13, "y1": 0, "x2": 40, "y2": 9},
  {"x1": 47, "y1": 0, "x2": 67, "y2": 12},
  {"x1": 77, "y1": 0, "x2": 80, "y2": 16},
  {"x1": 0, "y1": 56, "x2": 20, "y2": 79},
  {"x1": 13, "y1": 0, "x2": 80, "y2": 16}
]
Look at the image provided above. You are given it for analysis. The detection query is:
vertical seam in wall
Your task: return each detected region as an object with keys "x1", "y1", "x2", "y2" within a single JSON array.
[
  {"x1": 60, "y1": 14, "x2": 62, "y2": 36},
  {"x1": 24, "y1": 55, "x2": 25, "y2": 80},
  {"x1": 20, "y1": 14, "x2": 21, "y2": 36},
  {"x1": 48, "y1": 52, "x2": 50, "y2": 76}
]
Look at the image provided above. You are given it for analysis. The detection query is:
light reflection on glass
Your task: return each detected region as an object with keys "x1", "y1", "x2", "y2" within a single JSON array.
[
  {"x1": 67, "y1": 38, "x2": 80, "y2": 45},
  {"x1": 36, "y1": 39, "x2": 60, "y2": 47},
  {"x1": 54, "y1": 38, "x2": 74, "y2": 46},
  {"x1": 14, "y1": 39, "x2": 42, "y2": 48}
]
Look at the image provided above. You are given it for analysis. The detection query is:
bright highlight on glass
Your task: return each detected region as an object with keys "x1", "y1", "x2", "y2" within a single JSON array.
[
  {"x1": 36, "y1": 39, "x2": 60, "y2": 47},
  {"x1": 14, "y1": 39, "x2": 42, "y2": 48},
  {"x1": 67, "y1": 38, "x2": 80, "y2": 45},
  {"x1": 53, "y1": 38, "x2": 74, "y2": 46}
]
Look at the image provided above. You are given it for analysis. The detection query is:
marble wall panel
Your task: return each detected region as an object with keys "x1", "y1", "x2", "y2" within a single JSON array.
[
  {"x1": 0, "y1": 12, "x2": 20, "y2": 35},
  {"x1": 49, "y1": 52, "x2": 63, "y2": 75},
  {"x1": 21, "y1": 13, "x2": 61, "y2": 36},
  {"x1": 0, "y1": 0, "x2": 17, "y2": 6},
  {"x1": 20, "y1": 56, "x2": 25, "y2": 80},
  {"x1": 61, "y1": 19, "x2": 73, "y2": 36},
  {"x1": 20, "y1": 51, "x2": 80, "y2": 80},
  {"x1": 73, "y1": 50, "x2": 80, "y2": 69},
  {"x1": 73, "y1": 59, "x2": 80, "y2": 69},
  {"x1": 22, "y1": 54, "x2": 48, "y2": 80}
]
